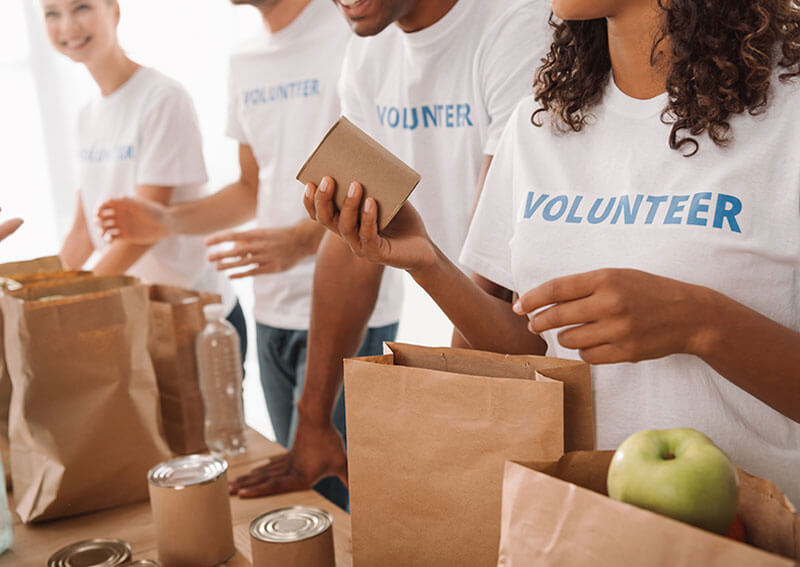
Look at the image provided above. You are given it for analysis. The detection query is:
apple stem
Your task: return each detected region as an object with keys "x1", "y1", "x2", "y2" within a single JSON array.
[{"x1": 665, "y1": 452, "x2": 675, "y2": 460}]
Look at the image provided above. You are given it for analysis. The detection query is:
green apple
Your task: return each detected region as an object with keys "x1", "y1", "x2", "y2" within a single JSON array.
[{"x1": 607, "y1": 428, "x2": 739, "y2": 535}]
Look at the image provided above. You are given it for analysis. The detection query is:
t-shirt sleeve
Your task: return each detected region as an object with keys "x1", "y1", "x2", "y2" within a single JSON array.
[
  {"x1": 337, "y1": 37, "x2": 374, "y2": 136},
  {"x1": 459, "y1": 102, "x2": 522, "y2": 291},
  {"x1": 225, "y1": 61, "x2": 248, "y2": 143},
  {"x1": 478, "y1": 0, "x2": 552, "y2": 156},
  {"x1": 136, "y1": 83, "x2": 208, "y2": 187}
]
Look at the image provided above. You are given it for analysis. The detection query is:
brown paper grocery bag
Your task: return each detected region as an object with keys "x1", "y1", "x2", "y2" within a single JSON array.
[
  {"x1": 498, "y1": 453, "x2": 800, "y2": 567},
  {"x1": 3, "y1": 275, "x2": 171, "y2": 522},
  {"x1": 148, "y1": 284, "x2": 221, "y2": 455},
  {"x1": 0, "y1": 256, "x2": 66, "y2": 488},
  {"x1": 344, "y1": 343, "x2": 593, "y2": 567}
]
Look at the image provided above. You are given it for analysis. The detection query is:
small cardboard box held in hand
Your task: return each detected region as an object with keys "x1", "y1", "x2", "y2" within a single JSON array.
[
  {"x1": 498, "y1": 451, "x2": 800, "y2": 567},
  {"x1": 296, "y1": 116, "x2": 421, "y2": 230}
]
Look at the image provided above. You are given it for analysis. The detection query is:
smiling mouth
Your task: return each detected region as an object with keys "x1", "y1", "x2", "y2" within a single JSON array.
[
  {"x1": 63, "y1": 37, "x2": 91, "y2": 50},
  {"x1": 338, "y1": 0, "x2": 367, "y2": 6}
]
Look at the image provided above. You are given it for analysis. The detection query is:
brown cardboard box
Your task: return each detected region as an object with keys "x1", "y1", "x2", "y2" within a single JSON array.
[
  {"x1": 498, "y1": 452, "x2": 800, "y2": 566},
  {"x1": 296, "y1": 116, "x2": 421, "y2": 230}
]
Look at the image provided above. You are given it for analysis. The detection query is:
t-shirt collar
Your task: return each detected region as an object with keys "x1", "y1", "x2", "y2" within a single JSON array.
[
  {"x1": 401, "y1": 0, "x2": 469, "y2": 49},
  {"x1": 265, "y1": 0, "x2": 323, "y2": 47},
  {"x1": 604, "y1": 73, "x2": 669, "y2": 119}
]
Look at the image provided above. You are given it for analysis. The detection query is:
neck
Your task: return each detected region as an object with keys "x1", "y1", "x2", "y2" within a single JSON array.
[
  {"x1": 607, "y1": 1, "x2": 670, "y2": 99},
  {"x1": 396, "y1": 0, "x2": 458, "y2": 33},
  {"x1": 86, "y1": 46, "x2": 139, "y2": 96},
  {"x1": 259, "y1": 0, "x2": 312, "y2": 33}
]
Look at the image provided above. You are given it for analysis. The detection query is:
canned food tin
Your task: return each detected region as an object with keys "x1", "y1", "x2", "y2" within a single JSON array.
[
  {"x1": 250, "y1": 506, "x2": 335, "y2": 567},
  {"x1": 147, "y1": 455, "x2": 234, "y2": 567},
  {"x1": 48, "y1": 538, "x2": 131, "y2": 567},
  {"x1": 122, "y1": 561, "x2": 161, "y2": 566}
]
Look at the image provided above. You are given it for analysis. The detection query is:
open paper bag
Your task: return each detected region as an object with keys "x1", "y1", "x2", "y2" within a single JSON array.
[
  {"x1": 498, "y1": 452, "x2": 800, "y2": 566},
  {"x1": 344, "y1": 343, "x2": 593, "y2": 567},
  {"x1": 3, "y1": 275, "x2": 171, "y2": 522},
  {"x1": 148, "y1": 284, "x2": 221, "y2": 455},
  {"x1": 0, "y1": 256, "x2": 67, "y2": 487}
]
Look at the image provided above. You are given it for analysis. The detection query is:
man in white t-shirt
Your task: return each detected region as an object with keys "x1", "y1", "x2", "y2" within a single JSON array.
[
  {"x1": 99, "y1": 0, "x2": 399, "y2": 509},
  {"x1": 225, "y1": 0, "x2": 552, "y2": 498}
]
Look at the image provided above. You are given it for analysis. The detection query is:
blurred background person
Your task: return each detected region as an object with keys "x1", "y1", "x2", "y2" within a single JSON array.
[{"x1": 40, "y1": 0, "x2": 246, "y2": 355}]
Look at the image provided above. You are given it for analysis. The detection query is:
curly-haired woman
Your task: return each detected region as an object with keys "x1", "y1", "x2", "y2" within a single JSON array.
[{"x1": 303, "y1": 0, "x2": 800, "y2": 504}]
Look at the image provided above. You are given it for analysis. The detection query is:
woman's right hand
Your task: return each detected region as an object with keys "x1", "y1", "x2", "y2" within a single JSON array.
[
  {"x1": 303, "y1": 176, "x2": 437, "y2": 272},
  {"x1": 96, "y1": 197, "x2": 169, "y2": 244}
]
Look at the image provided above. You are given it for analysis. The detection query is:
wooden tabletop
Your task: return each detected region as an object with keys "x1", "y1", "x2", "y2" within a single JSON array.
[{"x1": 0, "y1": 430, "x2": 352, "y2": 566}]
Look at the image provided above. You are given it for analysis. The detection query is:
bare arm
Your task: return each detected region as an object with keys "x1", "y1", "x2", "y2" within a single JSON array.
[
  {"x1": 92, "y1": 185, "x2": 173, "y2": 275},
  {"x1": 167, "y1": 144, "x2": 259, "y2": 235},
  {"x1": 298, "y1": 231, "x2": 384, "y2": 422},
  {"x1": 452, "y1": 154, "x2": 496, "y2": 348},
  {"x1": 59, "y1": 194, "x2": 94, "y2": 269},
  {"x1": 517, "y1": 269, "x2": 800, "y2": 422},
  {"x1": 98, "y1": 144, "x2": 260, "y2": 242}
]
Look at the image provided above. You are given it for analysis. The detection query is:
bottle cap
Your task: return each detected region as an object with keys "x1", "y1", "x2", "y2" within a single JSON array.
[{"x1": 203, "y1": 303, "x2": 226, "y2": 322}]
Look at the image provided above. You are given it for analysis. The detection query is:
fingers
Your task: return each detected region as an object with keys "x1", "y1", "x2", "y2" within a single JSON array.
[
  {"x1": 207, "y1": 241, "x2": 270, "y2": 262},
  {"x1": 339, "y1": 182, "x2": 364, "y2": 250},
  {"x1": 514, "y1": 271, "x2": 600, "y2": 316},
  {"x1": 528, "y1": 296, "x2": 602, "y2": 334},
  {"x1": 205, "y1": 229, "x2": 260, "y2": 247},
  {"x1": 313, "y1": 177, "x2": 339, "y2": 231},
  {"x1": 303, "y1": 183, "x2": 318, "y2": 220},
  {"x1": 0, "y1": 218, "x2": 23, "y2": 242},
  {"x1": 358, "y1": 198, "x2": 383, "y2": 259},
  {"x1": 237, "y1": 475, "x2": 306, "y2": 499},
  {"x1": 227, "y1": 266, "x2": 274, "y2": 279}
]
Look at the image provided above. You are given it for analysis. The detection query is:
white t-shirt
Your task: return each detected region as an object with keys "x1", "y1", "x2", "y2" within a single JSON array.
[
  {"x1": 461, "y1": 78, "x2": 800, "y2": 505},
  {"x1": 78, "y1": 66, "x2": 235, "y2": 308},
  {"x1": 226, "y1": 0, "x2": 399, "y2": 329},
  {"x1": 338, "y1": 0, "x2": 553, "y2": 262}
]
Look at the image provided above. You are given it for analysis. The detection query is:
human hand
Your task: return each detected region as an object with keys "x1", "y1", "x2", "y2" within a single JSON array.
[
  {"x1": 514, "y1": 268, "x2": 716, "y2": 364},
  {"x1": 0, "y1": 209, "x2": 23, "y2": 243},
  {"x1": 303, "y1": 176, "x2": 436, "y2": 272},
  {"x1": 205, "y1": 225, "x2": 311, "y2": 279},
  {"x1": 96, "y1": 197, "x2": 169, "y2": 244},
  {"x1": 229, "y1": 418, "x2": 348, "y2": 498}
]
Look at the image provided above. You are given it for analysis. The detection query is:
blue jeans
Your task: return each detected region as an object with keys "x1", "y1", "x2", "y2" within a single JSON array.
[
  {"x1": 225, "y1": 300, "x2": 248, "y2": 370},
  {"x1": 256, "y1": 321, "x2": 399, "y2": 511}
]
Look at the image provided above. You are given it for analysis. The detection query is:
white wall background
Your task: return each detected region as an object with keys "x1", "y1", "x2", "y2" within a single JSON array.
[{"x1": 0, "y1": 0, "x2": 453, "y2": 441}]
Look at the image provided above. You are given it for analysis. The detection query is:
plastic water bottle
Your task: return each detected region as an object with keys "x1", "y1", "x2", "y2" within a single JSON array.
[
  {"x1": 196, "y1": 304, "x2": 247, "y2": 457},
  {"x1": 0, "y1": 459, "x2": 12, "y2": 554}
]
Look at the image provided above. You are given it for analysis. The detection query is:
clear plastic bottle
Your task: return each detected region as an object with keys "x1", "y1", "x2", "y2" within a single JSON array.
[
  {"x1": 196, "y1": 303, "x2": 247, "y2": 457},
  {"x1": 0, "y1": 459, "x2": 12, "y2": 554}
]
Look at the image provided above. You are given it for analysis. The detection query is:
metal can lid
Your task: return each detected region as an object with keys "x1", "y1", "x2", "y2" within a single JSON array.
[
  {"x1": 48, "y1": 538, "x2": 131, "y2": 567},
  {"x1": 147, "y1": 454, "x2": 227, "y2": 488},
  {"x1": 250, "y1": 506, "x2": 333, "y2": 543},
  {"x1": 122, "y1": 561, "x2": 161, "y2": 566}
]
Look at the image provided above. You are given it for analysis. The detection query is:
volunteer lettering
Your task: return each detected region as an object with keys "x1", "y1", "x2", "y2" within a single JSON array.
[{"x1": 521, "y1": 191, "x2": 743, "y2": 233}]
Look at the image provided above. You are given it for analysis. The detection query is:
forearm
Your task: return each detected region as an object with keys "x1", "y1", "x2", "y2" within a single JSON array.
[
  {"x1": 59, "y1": 219, "x2": 93, "y2": 270},
  {"x1": 297, "y1": 233, "x2": 384, "y2": 423},
  {"x1": 692, "y1": 289, "x2": 800, "y2": 422},
  {"x1": 292, "y1": 219, "x2": 326, "y2": 258},
  {"x1": 412, "y1": 246, "x2": 545, "y2": 355},
  {"x1": 92, "y1": 241, "x2": 153, "y2": 276},
  {"x1": 169, "y1": 181, "x2": 257, "y2": 236}
]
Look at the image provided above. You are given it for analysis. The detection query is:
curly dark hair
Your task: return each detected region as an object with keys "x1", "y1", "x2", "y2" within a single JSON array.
[{"x1": 533, "y1": 1, "x2": 800, "y2": 155}]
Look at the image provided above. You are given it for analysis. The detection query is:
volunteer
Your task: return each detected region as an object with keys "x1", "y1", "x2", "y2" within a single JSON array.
[
  {"x1": 304, "y1": 0, "x2": 800, "y2": 506},
  {"x1": 41, "y1": 0, "x2": 246, "y2": 354},
  {"x1": 222, "y1": 0, "x2": 552, "y2": 499},
  {"x1": 0, "y1": 210, "x2": 22, "y2": 244},
  {"x1": 96, "y1": 0, "x2": 396, "y2": 509}
]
